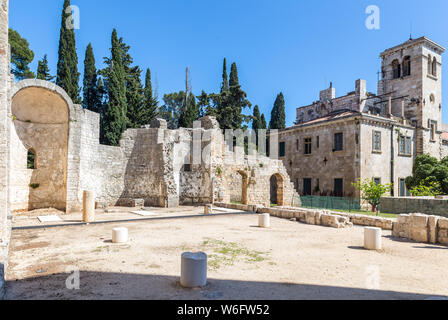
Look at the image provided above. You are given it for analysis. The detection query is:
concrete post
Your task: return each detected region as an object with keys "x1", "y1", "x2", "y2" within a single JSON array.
[
  {"x1": 259, "y1": 213, "x2": 270, "y2": 228},
  {"x1": 180, "y1": 252, "x2": 207, "y2": 288},
  {"x1": 112, "y1": 227, "x2": 128, "y2": 243},
  {"x1": 82, "y1": 191, "x2": 95, "y2": 222},
  {"x1": 364, "y1": 227, "x2": 382, "y2": 250}
]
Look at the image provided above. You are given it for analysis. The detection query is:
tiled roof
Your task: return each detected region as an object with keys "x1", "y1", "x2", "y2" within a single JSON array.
[
  {"x1": 441, "y1": 132, "x2": 448, "y2": 141},
  {"x1": 292, "y1": 110, "x2": 360, "y2": 128}
]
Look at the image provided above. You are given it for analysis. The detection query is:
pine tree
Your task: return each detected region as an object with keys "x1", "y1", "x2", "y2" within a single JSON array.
[
  {"x1": 101, "y1": 29, "x2": 127, "y2": 146},
  {"x1": 8, "y1": 28, "x2": 35, "y2": 80},
  {"x1": 36, "y1": 54, "x2": 55, "y2": 81},
  {"x1": 269, "y1": 93, "x2": 286, "y2": 130},
  {"x1": 142, "y1": 68, "x2": 159, "y2": 125},
  {"x1": 56, "y1": 0, "x2": 81, "y2": 104},
  {"x1": 82, "y1": 43, "x2": 100, "y2": 112}
]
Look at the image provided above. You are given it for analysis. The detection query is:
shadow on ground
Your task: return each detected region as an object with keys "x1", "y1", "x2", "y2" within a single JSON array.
[{"x1": 4, "y1": 271, "x2": 442, "y2": 300}]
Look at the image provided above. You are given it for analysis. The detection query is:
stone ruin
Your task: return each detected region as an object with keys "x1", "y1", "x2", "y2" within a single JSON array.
[{"x1": 6, "y1": 79, "x2": 298, "y2": 214}]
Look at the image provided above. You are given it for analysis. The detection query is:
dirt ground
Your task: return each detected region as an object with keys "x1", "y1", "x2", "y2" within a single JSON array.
[{"x1": 4, "y1": 207, "x2": 448, "y2": 300}]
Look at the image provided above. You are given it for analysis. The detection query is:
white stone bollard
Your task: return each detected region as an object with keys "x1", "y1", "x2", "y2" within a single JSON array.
[
  {"x1": 83, "y1": 190, "x2": 95, "y2": 222},
  {"x1": 180, "y1": 252, "x2": 207, "y2": 288},
  {"x1": 364, "y1": 227, "x2": 382, "y2": 250},
  {"x1": 204, "y1": 205, "x2": 213, "y2": 215},
  {"x1": 112, "y1": 227, "x2": 129, "y2": 243},
  {"x1": 259, "y1": 213, "x2": 271, "y2": 228}
]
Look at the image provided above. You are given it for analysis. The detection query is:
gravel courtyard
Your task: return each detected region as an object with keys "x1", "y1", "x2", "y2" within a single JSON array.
[{"x1": 5, "y1": 207, "x2": 448, "y2": 300}]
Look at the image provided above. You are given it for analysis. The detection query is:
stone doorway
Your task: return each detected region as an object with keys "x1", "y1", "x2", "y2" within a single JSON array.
[{"x1": 270, "y1": 173, "x2": 284, "y2": 206}]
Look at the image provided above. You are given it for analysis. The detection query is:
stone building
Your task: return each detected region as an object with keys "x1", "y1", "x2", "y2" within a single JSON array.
[{"x1": 278, "y1": 37, "x2": 447, "y2": 198}]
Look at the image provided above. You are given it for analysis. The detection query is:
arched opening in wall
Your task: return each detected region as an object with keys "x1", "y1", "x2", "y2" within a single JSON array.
[
  {"x1": 270, "y1": 173, "x2": 284, "y2": 207},
  {"x1": 402, "y1": 56, "x2": 411, "y2": 77},
  {"x1": 230, "y1": 171, "x2": 248, "y2": 205},
  {"x1": 432, "y1": 57, "x2": 437, "y2": 77},
  {"x1": 11, "y1": 86, "x2": 69, "y2": 212},
  {"x1": 392, "y1": 59, "x2": 401, "y2": 79},
  {"x1": 428, "y1": 55, "x2": 432, "y2": 75}
]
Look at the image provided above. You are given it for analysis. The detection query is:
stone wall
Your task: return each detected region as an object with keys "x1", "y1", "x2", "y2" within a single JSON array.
[
  {"x1": 381, "y1": 196, "x2": 448, "y2": 217},
  {"x1": 0, "y1": 0, "x2": 9, "y2": 298},
  {"x1": 392, "y1": 213, "x2": 448, "y2": 245}
]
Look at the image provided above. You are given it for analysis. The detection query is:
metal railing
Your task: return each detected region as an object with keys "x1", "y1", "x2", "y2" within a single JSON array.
[{"x1": 292, "y1": 195, "x2": 362, "y2": 212}]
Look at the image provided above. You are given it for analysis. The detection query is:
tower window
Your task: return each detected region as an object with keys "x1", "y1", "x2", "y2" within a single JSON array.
[
  {"x1": 428, "y1": 55, "x2": 432, "y2": 75},
  {"x1": 392, "y1": 59, "x2": 401, "y2": 79},
  {"x1": 402, "y1": 56, "x2": 411, "y2": 77},
  {"x1": 334, "y1": 133, "x2": 343, "y2": 151},
  {"x1": 27, "y1": 149, "x2": 36, "y2": 169},
  {"x1": 432, "y1": 57, "x2": 437, "y2": 77}
]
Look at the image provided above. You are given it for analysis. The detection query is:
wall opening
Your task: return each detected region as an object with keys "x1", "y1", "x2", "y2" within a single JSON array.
[
  {"x1": 270, "y1": 173, "x2": 284, "y2": 206},
  {"x1": 27, "y1": 149, "x2": 36, "y2": 169},
  {"x1": 11, "y1": 86, "x2": 69, "y2": 212},
  {"x1": 230, "y1": 171, "x2": 248, "y2": 205}
]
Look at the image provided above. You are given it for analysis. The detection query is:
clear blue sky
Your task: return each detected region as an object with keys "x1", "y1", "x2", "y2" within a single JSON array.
[{"x1": 9, "y1": 0, "x2": 448, "y2": 126}]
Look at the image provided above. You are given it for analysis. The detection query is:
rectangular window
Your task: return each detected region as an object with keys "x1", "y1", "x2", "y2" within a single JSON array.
[
  {"x1": 399, "y1": 135, "x2": 412, "y2": 156},
  {"x1": 430, "y1": 120, "x2": 437, "y2": 142},
  {"x1": 317, "y1": 136, "x2": 320, "y2": 149},
  {"x1": 334, "y1": 133, "x2": 343, "y2": 151},
  {"x1": 373, "y1": 131, "x2": 382, "y2": 152},
  {"x1": 296, "y1": 139, "x2": 299, "y2": 151},
  {"x1": 334, "y1": 179, "x2": 343, "y2": 197},
  {"x1": 303, "y1": 178, "x2": 312, "y2": 196},
  {"x1": 304, "y1": 138, "x2": 312, "y2": 155},
  {"x1": 374, "y1": 178, "x2": 381, "y2": 185},
  {"x1": 279, "y1": 142, "x2": 286, "y2": 157}
]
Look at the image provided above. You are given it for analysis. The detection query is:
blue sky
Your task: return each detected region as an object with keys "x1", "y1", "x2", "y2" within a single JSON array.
[{"x1": 9, "y1": 0, "x2": 448, "y2": 126}]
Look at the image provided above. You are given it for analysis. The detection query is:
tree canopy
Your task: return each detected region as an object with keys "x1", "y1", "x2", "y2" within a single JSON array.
[{"x1": 8, "y1": 28, "x2": 35, "y2": 80}]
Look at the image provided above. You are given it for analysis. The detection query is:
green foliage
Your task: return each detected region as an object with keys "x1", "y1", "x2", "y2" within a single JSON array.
[
  {"x1": 406, "y1": 154, "x2": 448, "y2": 195},
  {"x1": 178, "y1": 92, "x2": 198, "y2": 128},
  {"x1": 269, "y1": 92, "x2": 286, "y2": 130},
  {"x1": 352, "y1": 179, "x2": 392, "y2": 213},
  {"x1": 125, "y1": 65, "x2": 145, "y2": 129},
  {"x1": 82, "y1": 44, "x2": 101, "y2": 112},
  {"x1": 36, "y1": 54, "x2": 55, "y2": 81},
  {"x1": 159, "y1": 91, "x2": 186, "y2": 129},
  {"x1": 100, "y1": 29, "x2": 127, "y2": 146},
  {"x1": 8, "y1": 28, "x2": 35, "y2": 80},
  {"x1": 56, "y1": 0, "x2": 81, "y2": 104},
  {"x1": 142, "y1": 68, "x2": 159, "y2": 125},
  {"x1": 409, "y1": 178, "x2": 442, "y2": 197}
]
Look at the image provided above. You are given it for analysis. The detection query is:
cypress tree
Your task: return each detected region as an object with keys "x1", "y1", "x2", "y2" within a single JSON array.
[
  {"x1": 125, "y1": 65, "x2": 144, "y2": 128},
  {"x1": 221, "y1": 58, "x2": 229, "y2": 92},
  {"x1": 36, "y1": 54, "x2": 55, "y2": 81},
  {"x1": 101, "y1": 29, "x2": 127, "y2": 146},
  {"x1": 252, "y1": 105, "x2": 262, "y2": 130},
  {"x1": 269, "y1": 92, "x2": 286, "y2": 130},
  {"x1": 142, "y1": 68, "x2": 159, "y2": 125},
  {"x1": 56, "y1": 0, "x2": 81, "y2": 104},
  {"x1": 261, "y1": 113, "x2": 267, "y2": 129},
  {"x1": 82, "y1": 43, "x2": 100, "y2": 112},
  {"x1": 228, "y1": 62, "x2": 251, "y2": 129}
]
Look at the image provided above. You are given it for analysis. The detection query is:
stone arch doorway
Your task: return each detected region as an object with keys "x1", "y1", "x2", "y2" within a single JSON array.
[
  {"x1": 229, "y1": 170, "x2": 249, "y2": 205},
  {"x1": 270, "y1": 173, "x2": 284, "y2": 206},
  {"x1": 10, "y1": 84, "x2": 70, "y2": 211}
]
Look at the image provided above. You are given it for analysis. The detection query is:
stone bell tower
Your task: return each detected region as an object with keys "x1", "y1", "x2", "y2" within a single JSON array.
[
  {"x1": 378, "y1": 37, "x2": 445, "y2": 157},
  {"x1": 0, "y1": 0, "x2": 10, "y2": 246}
]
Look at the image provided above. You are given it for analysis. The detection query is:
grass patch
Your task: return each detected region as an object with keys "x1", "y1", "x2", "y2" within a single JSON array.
[
  {"x1": 330, "y1": 209, "x2": 397, "y2": 219},
  {"x1": 201, "y1": 239, "x2": 268, "y2": 270}
]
